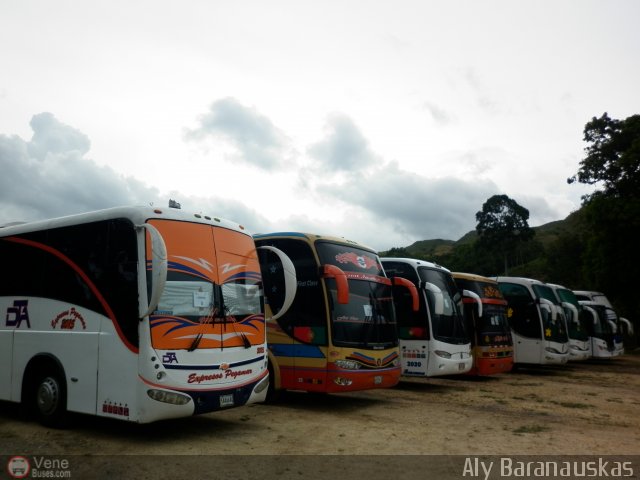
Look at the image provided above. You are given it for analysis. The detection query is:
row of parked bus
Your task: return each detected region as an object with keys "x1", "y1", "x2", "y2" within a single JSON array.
[{"x1": 0, "y1": 205, "x2": 633, "y2": 427}]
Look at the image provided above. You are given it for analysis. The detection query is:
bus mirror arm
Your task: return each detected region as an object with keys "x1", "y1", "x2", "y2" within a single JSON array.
[
  {"x1": 422, "y1": 281, "x2": 444, "y2": 315},
  {"x1": 620, "y1": 317, "x2": 634, "y2": 335},
  {"x1": 583, "y1": 305, "x2": 598, "y2": 325},
  {"x1": 392, "y1": 277, "x2": 419, "y2": 312},
  {"x1": 257, "y1": 246, "x2": 297, "y2": 322},
  {"x1": 463, "y1": 290, "x2": 482, "y2": 318},
  {"x1": 321, "y1": 264, "x2": 349, "y2": 304},
  {"x1": 538, "y1": 298, "x2": 557, "y2": 321},
  {"x1": 562, "y1": 301, "x2": 580, "y2": 325},
  {"x1": 137, "y1": 223, "x2": 168, "y2": 319}
]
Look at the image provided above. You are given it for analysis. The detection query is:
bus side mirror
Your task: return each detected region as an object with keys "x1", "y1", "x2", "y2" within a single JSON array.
[
  {"x1": 538, "y1": 298, "x2": 557, "y2": 321},
  {"x1": 137, "y1": 223, "x2": 168, "y2": 319},
  {"x1": 257, "y1": 246, "x2": 297, "y2": 322},
  {"x1": 562, "y1": 301, "x2": 580, "y2": 325},
  {"x1": 620, "y1": 317, "x2": 634, "y2": 335},
  {"x1": 582, "y1": 305, "x2": 599, "y2": 325},
  {"x1": 422, "y1": 281, "x2": 444, "y2": 315},
  {"x1": 392, "y1": 277, "x2": 419, "y2": 312},
  {"x1": 463, "y1": 289, "x2": 482, "y2": 318},
  {"x1": 321, "y1": 264, "x2": 349, "y2": 304}
]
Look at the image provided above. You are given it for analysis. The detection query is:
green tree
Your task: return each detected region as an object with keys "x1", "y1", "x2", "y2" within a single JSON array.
[
  {"x1": 475, "y1": 194, "x2": 534, "y2": 275},
  {"x1": 567, "y1": 112, "x2": 640, "y2": 338},
  {"x1": 568, "y1": 112, "x2": 640, "y2": 201}
]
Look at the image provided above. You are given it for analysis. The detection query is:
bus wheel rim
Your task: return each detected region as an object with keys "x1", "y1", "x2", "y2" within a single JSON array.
[{"x1": 37, "y1": 377, "x2": 60, "y2": 415}]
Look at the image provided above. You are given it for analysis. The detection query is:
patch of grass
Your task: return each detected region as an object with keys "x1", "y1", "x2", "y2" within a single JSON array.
[
  {"x1": 506, "y1": 382, "x2": 543, "y2": 387},
  {"x1": 550, "y1": 401, "x2": 592, "y2": 409},
  {"x1": 606, "y1": 398, "x2": 623, "y2": 403},
  {"x1": 513, "y1": 425, "x2": 550, "y2": 435}
]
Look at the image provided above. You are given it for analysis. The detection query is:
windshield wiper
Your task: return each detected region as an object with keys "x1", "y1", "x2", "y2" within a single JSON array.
[{"x1": 188, "y1": 304, "x2": 216, "y2": 352}]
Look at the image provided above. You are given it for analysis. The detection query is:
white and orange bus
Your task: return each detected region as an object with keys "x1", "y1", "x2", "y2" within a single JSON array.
[
  {"x1": 254, "y1": 232, "x2": 417, "y2": 398},
  {"x1": 452, "y1": 272, "x2": 513, "y2": 375},
  {"x1": 0, "y1": 205, "x2": 293, "y2": 425}
]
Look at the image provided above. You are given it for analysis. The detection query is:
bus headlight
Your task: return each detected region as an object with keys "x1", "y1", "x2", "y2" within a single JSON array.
[
  {"x1": 333, "y1": 377, "x2": 353, "y2": 386},
  {"x1": 147, "y1": 389, "x2": 192, "y2": 405},
  {"x1": 434, "y1": 350, "x2": 452, "y2": 359},
  {"x1": 545, "y1": 347, "x2": 562, "y2": 355},
  {"x1": 335, "y1": 360, "x2": 361, "y2": 370}
]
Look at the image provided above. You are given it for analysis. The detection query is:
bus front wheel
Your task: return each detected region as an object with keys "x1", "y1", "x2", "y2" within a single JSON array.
[{"x1": 30, "y1": 367, "x2": 68, "y2": 428}]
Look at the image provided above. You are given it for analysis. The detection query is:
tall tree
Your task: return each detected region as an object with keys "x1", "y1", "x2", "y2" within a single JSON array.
[
  {"x1": 568, "y1": 112, "x2": 640, "y2": 201},
  {"x1": 567, "y1": 112, "x2": 640, "y2": 335},
  {"x1": 475, "y1": 194, "x2": 534, "y2": 275}
]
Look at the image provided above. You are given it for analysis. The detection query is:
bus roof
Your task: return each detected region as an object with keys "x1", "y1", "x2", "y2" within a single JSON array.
[
  {"x1": 492, "y1": 276, "x2": 545, "y2": 286},
  {"x1": 380, "y1": 257, "x2": 450, "y2": 273},
  {"x1": 253, "y1": 232, "x2": 377, "y2": 253},
  {"x1": 452, "y1": 272, "x2": 498, "y2": 284},
  {"x1": 0, "y1": 205, "x2": 251, "y2": 237}
]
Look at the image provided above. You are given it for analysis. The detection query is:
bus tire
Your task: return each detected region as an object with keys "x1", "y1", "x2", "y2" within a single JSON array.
[
  {"x1": 29, "y1": 365, "x2": 69, "y2": 428},
  {"x1": 265, "y1": 361, "x2": 281, "y2": 403}
]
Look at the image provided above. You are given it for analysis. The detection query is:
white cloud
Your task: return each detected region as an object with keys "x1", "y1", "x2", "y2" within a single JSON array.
[{"x1": 185, "y1": 97, "x2": 290, "y2": 171}]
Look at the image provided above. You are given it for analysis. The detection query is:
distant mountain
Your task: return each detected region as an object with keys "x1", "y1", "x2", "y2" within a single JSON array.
[{"x1": 380, "y1": 213, "x2": 580, "y2": 260}]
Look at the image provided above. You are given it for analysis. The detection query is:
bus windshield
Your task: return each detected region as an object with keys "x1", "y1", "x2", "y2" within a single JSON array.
[
  {"x1": 149, "y1": 221, "x2": 264, "y2": 351},
  {"x1": 317, "y1": 242, "x2": 397, "y2": 349},
  {"x1": 555, "y1": 288, "x2": 589, "y2": 341},
  {"x1": 418, "y1": 267, "x2": 468, "y2": 344},
  {"x1": 532, "y1": 284, "x2": 569, "y2": 343},
  {"x1": 476, "y1": 304, "x2": 511, "y2": 342}
]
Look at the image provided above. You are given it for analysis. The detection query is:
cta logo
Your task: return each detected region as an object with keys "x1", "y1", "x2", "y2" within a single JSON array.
[{"x1": 5, "y1": 300, "x2": 31, "y2": 329}]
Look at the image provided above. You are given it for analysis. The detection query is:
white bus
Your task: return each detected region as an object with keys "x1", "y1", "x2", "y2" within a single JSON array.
[
  {"x1": 547, "y1": 284, "x2": 592, "y2": 361},
  {"x1": 0, "y1": 205, "x2": 293, "y2": 425},
  {"x1": 578, "y1": 301, "x2": 627, "y2": 359},
  {"x1": 381, "y1": 258, "x2": 472, "y2": 377},
  {"x1": 494, "y1": 277, "x2": 570, "y2": 365}
]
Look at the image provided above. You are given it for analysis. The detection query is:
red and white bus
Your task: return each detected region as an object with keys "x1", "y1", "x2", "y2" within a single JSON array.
[{"x1": 0, "y1": 206, "x2": 293, "y2": 425}]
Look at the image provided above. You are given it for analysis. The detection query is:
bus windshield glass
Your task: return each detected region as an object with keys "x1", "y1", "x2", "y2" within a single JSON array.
[
  {"x1": 555, "y1": 288, "x2": 589, "y2": 341},
  {"x1": 149, "y1": 221, "x2": 264, "y2": 351},
  {"x1": 477, "y1": 304, "x2": 511, "y2": 341},
  {"x1": 418, "y1": 267, "x2": 468, "y2": 344},
  {"x1": 317, "y1": 242, "x2": 397, "y2": 349}
]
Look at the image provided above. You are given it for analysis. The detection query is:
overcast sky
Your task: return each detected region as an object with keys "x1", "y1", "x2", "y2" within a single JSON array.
[{"x1": 1, "y1": 0, "x2": 639, "y2": 251}]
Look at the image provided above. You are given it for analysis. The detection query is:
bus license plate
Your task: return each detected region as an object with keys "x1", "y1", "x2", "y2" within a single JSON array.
[
  {"x1": 458, "y1": 363, "x2": 466, "y2": 371},
  {"x1": 220, "y1": 394, "x2": 234, "y2": 407}
]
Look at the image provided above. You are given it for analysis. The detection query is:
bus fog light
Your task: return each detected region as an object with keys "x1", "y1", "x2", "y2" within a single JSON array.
[
  {"x1": 333, "y1": 377, "x2": 353, "y2": 386},
  {"x1": 254, "y1": 376, "x2": 269, "y2": 394},
  {"x1": 147, "y1": 389, "x2": 191, "y2": 405},
  {"x1": 335, "y1": 360, "x2": 360, "y2": 370}
]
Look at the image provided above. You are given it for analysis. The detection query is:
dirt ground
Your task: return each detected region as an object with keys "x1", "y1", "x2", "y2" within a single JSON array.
[{"x1": 1, "y1": 354, "x2": 639, "y2": 478}]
